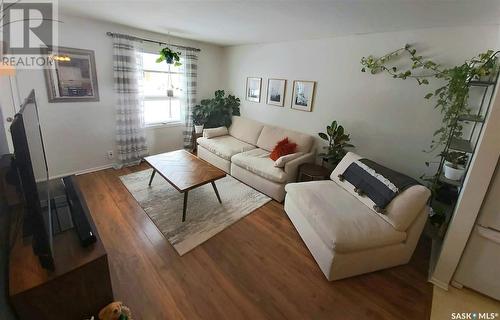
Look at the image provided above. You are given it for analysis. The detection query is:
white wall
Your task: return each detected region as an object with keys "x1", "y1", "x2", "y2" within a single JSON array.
[
  {"x1": 0, "y1": 106, "x2": 9, "y2": 155},
  {"x1": 11, "y1": 14, "x2": 225, "y2": 178},
  {"x1": 0, "y1": 76, "x2": 19, "y2": 155},
  {"x1": 223, "y1": 25, "x2": 500, "y2": 179}
]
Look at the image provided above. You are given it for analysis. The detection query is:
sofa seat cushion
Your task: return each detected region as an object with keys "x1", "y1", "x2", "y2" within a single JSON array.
[
  {"x1": 285, "y1": 181, "x2": 407, "y2": 253},
  {"x1": 231, "y1": 148, "x2": 288, "y2": 183},
  {"x1": 197, "y1": 136, "x2": 255, "y2": 161}
]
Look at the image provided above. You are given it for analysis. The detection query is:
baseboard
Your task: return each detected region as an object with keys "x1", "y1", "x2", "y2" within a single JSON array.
[
  {"x1": 48, "y1": 164, "x2": 115, "y2": 180},
  {"x1": 429, "y1": 276, "x2": 449, "y2": 290}
]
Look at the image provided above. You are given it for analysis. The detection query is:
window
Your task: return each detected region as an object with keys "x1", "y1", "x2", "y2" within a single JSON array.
[{"x1": 141, "y1": 52, "x2": 183, "y2": 126}]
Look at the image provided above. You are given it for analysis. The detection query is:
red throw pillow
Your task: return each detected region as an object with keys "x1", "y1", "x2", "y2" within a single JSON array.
[{"x1": 270, "y1": 138, "x2": 297, "y2": 161}]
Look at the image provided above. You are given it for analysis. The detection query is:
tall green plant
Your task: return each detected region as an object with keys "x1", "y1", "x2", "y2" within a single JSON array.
[
  {"x1": 318, "y1": 120, "x2": 354, "y2": 167},
  {"x1": 361, "y1": 45, "x2": 497, "y2": 153},
  {"x1": 195, "y1": 90, "x2": 241, "y2": 128},
  {"x1": 360, "y1": 45, "x2": 498, "y2": 185}
]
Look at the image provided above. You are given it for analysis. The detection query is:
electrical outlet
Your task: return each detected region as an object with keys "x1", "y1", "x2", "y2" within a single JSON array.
[{"x1": 107, "y1": 150, "x2": 114, "y2": 160}]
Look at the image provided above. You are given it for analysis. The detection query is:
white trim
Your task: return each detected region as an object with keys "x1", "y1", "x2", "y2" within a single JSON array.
[
  {"x1": 429, "y1": 276, "x2": 449, "y2": 290},
  {"x1": 355, "y1": 160, "x2": 399, "y2": 193},
  {"x1": 48, "y1": 164, "x2": 115, "y2": 180},
  {"x1": 145, "y1": 121, "x2": 183, "y2": 129}
]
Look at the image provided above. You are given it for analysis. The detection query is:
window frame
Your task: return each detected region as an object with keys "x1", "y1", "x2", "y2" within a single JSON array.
[{"x1": 141, "y1": 53, "x2": 184, "y2": 127}]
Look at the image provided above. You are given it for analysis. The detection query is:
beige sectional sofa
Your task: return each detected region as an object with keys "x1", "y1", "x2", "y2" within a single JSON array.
[
  {"x1": 284, "y1": 152, "x2": 431, "y2": 280},
  {"x1": 197, "y1": 116, "x2": 315, "y2": 201}
]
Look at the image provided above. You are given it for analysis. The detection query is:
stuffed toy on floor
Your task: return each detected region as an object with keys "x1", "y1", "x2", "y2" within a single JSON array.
[{"x1": 98, "y1": 301, "x2": 133, "y2": 320}]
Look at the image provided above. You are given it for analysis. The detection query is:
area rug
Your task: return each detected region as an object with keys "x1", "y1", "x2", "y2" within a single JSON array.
[{"x1": 120, "y1": 169, "x2": 271, "y2": 255}]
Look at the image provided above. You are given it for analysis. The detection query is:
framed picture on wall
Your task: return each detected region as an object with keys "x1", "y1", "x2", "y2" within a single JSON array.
[
  {"x1": 246, "y1": 77, "x2": 262, "y2": 103},
  {"x1": 291, "y1": 80, "x2": 315, "y2": 112},
  {"x1": 43, "y1": 46, "x2": 100, "y2": 102},
  {"x1": 266, "y1": 78, "x2": 286, "y2": 107}
]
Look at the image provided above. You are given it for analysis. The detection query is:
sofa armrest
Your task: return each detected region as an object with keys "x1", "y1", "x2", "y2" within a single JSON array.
[{"x1": 284, "y1": 152, "x2": 316, "y2": 182}]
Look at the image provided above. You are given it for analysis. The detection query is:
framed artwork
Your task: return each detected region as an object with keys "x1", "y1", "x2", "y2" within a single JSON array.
[
  {"x1": 43, "y1": 46, "x2": 99, "y2": 102},
  {"x1": 246, "y1": 77, "x2": 262, "y2": 103},
  {"x1": 291, "y1": 80, "x2": 315, "y2": 112},
  {"x1": 266, "y1": 78, "x2": 286, "y2": 107}
]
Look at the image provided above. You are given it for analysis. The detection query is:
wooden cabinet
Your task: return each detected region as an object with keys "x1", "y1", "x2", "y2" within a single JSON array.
[{"x1": 6, "y1": 174, "x2": 114, "y2": 320}]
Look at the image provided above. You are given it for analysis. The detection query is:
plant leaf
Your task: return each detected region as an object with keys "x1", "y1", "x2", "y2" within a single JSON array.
[{"x1": 318, "y1": 132, "x2": 329, "y2": 141}]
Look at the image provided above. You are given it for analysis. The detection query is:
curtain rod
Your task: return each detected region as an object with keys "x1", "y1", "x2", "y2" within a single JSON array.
[{"x1": 106, "y1": 32, "x2": 201, "y2": 52}]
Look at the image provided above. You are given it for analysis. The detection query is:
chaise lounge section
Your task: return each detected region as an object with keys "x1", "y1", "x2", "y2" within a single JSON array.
[
  {"x1": 197, "y1": 116, "x2": 315, "y2": 201},
  {"x1": 284, "y1": 152, "x2": 431, "y2": 280}
]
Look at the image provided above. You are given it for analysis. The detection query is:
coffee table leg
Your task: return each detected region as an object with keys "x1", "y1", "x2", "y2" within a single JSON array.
[
  {"x1": 182, "y1": 191, "x2": 188, "y2": 222},
  {"x1": 211, "y1": 181, "x2": 222, "y2": 203},
  {"x1": 148, "y1": 169, "x2": 156, "y2": 186}
]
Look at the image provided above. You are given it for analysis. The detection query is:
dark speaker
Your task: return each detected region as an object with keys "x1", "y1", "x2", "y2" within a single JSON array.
[{"x1": 63, "y1": 175, "x2": 97, "y2": 247}]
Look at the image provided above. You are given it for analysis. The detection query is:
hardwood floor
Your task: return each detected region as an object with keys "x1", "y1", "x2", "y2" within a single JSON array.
[{"x1": 77, "y1": 163, "x2": 433, "y2": 320}]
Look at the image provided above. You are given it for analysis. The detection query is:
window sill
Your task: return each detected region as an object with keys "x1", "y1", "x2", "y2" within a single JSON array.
[{"x1": 145, "y1": 121, "x2": 184, "y2": 130}]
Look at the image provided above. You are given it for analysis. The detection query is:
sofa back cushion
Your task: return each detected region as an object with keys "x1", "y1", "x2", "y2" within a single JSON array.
[
  {"x1": 257, "y1": 125, "x2": 314, "y2": 153},
  {"x1": 228, "y1": 116, "x2": 264, "y2": 145},
  {"x1": 331, "y1": 152, "x2": 430, "y2": 231}
]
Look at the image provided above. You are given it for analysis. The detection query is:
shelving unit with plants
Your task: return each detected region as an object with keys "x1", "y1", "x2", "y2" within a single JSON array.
[{"x1": 360, "y1": 46, "x2": 499, "y2": 274}]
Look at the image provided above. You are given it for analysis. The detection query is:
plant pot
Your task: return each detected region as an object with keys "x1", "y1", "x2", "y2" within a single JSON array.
[
  {"x1": 194, "y1": 125, "x2": 204, "y2": 134},
  {"x1": 443, "y1": 161, "x2": 466, "y2": 181},
  {"x1": 166, "y1": 57, "x2": 174, "y2": 64}
]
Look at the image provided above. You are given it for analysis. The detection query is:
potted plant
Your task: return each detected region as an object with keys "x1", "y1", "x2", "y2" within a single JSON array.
[
  {"x1": 195, "y1": 90, "x2": 241, "y2": 129},
  {"x1": 318, "y1": 120, "x2": 354, "y2": 168},
  {"x1": 443, "y1": 151, "x2": 468, "y2": 181},
  {"x1": 192, "y1": 105, "x2": 209, "y2": 134},
  {"x1": 156, "y1": 47, "x2": 182, "y2": 66}
]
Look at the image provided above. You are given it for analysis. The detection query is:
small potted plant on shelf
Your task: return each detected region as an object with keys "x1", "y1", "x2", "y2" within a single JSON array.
[
  {"x1": 318, "y1": 120, "x2": 354, "y2": 168},
  {"x1": 156, "y1": 47, "x2": 182, "y2": 66},
  {"x1": 443, "y1": 151, "x2": 468, "y2": 181},
  {"x1": 192, "y1": 104, "x2": 209, "y2": 134}
]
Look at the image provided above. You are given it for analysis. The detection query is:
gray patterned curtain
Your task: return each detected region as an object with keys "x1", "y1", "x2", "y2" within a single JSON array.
[
  {"x1": 183, "y1": 50, "x2": 198, "y2": 149},
  {"x1": 112, "y1": 34, "x2": 149, "y2": 166}
]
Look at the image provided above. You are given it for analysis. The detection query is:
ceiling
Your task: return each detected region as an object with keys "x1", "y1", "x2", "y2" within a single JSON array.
[{"x1": 59, "y1": 0, "x2": 500, "y2": 46}]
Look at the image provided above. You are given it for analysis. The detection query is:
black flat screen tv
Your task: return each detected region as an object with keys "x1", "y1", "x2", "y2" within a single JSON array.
[{"x1": 10, "y1": 90, "x2": 54, "y2": 269}]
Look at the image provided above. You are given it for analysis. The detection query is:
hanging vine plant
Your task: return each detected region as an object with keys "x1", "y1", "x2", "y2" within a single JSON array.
[
  {"x1": 156, "y1": 47, "x2": 182, "y2": 66},
  {"x1": 361, "y1": 45, "x2": 497, "y2": 152},
  {"x1": 360, "y1": 45, "x2": 498, "y2": 184}
]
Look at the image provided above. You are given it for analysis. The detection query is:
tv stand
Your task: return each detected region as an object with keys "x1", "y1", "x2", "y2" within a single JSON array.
[{"x1": 7, "y1": 175, "x2": 114, "y2": 320}]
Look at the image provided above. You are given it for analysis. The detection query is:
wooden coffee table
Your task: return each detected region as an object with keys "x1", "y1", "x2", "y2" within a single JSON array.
[{"x1": 143, "y1": 150, "x2": 226, "y2": 222}]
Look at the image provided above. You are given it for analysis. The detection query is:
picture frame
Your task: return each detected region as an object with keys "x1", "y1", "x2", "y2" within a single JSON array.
[
  {"x1": 291, "y1": 80, "x2": 315, "y2": 112},
  {"x1": 43, "y1": 46, "x2": 100, "y2": 102},
  {"x1": 266, "y1": 78, "x2": 286, "y2": 107},
  {"x1": 246, "y1": 77, "x2": 262, "y2": 103}
]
